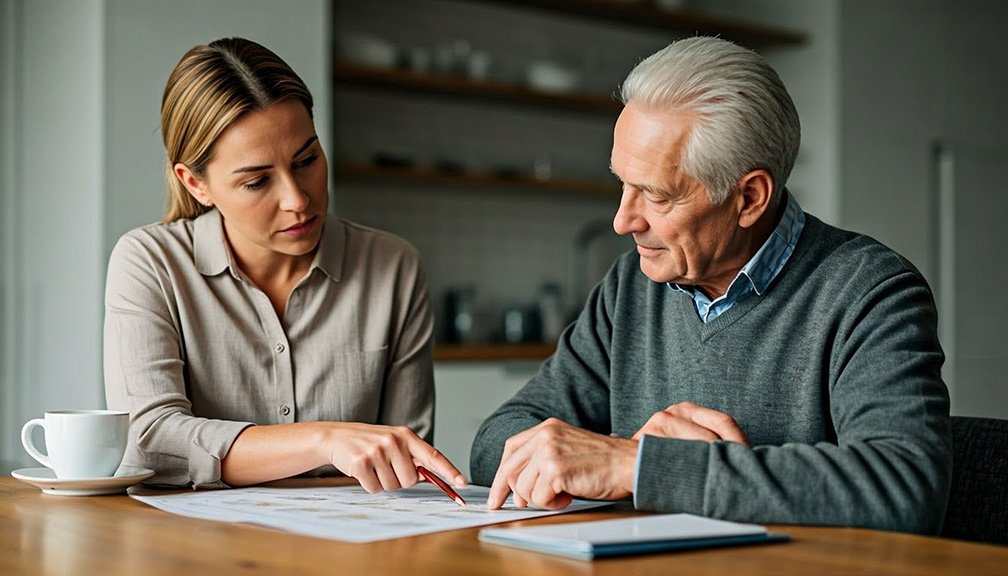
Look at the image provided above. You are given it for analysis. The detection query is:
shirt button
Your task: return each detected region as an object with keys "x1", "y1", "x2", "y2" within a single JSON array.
[
  {"x1": 274, "y1": 342, "x2": 286, "y2": 353},
  {"x1": 279, "y1": 404, "x2": 290, "y2": 416}
]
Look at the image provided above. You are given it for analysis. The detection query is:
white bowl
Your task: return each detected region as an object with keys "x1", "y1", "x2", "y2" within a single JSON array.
[
  {"x1": 526, "y1": 60, "x2": 581, "y2": 93},
  {"x1": 338, "y1": 33, "x2": 399, "y2": 69}
]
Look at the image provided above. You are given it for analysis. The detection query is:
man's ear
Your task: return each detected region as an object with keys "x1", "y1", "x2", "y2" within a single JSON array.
[
  {"x1": 736, "y1": 169, "x2": 774, "y2": 229},
  {"x1": 174, "y1": 162, "x2": 213, "y2": 207}
]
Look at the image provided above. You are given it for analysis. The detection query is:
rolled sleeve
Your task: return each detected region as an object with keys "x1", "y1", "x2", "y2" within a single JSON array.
[{"x1": 187, "y1": 420, "x2": 256, "y2": 489}]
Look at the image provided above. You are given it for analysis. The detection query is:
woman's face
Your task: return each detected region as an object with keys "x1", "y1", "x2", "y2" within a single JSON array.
[{"x1": 176, "y1": 99, "x2": 328, "y2": 270}]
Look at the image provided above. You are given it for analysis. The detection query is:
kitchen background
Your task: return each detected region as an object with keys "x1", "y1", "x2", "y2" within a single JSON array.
[{"x1": 2, "y1": 0, "x2": 1006, "y2": 475}]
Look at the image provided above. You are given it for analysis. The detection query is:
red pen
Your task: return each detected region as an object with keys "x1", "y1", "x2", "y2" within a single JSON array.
[{"x1": 416, "y1": 465, "x2": 467, "y2": 507}]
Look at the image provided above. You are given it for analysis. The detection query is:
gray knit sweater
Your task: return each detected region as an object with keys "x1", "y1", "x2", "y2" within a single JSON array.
[{"x1": 471, "y1": 214, "x2": 952, "y2": 534}]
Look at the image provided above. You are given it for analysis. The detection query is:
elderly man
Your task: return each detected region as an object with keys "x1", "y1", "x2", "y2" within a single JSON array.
[{"x1": 470, "y1": 37, "x2": 951, "y2": 534}]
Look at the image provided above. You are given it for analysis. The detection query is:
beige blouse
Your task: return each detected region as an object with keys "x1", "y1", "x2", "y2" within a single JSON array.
[{"x1": 104, "y1": 211, "x2": 434, "y2": 488}]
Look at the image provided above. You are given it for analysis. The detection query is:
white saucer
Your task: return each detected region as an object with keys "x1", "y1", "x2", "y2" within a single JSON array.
[{"x1": 11, "y1": 466, "x2": 155, "y2": 496}]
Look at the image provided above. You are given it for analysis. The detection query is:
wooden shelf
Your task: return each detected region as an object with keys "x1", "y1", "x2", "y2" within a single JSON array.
[
  {"x1": 480, "y1": 0, "x2": 807, "y2": 47},
  {"x1": 334, "y1": 63, "x2": 623, "y2": 116},
  {"x1": 434, "y1": 343, "x2": 556, "y2": 362},
  {"x1": 333, "y1": 162, "x2": 620, "y2": 198}
]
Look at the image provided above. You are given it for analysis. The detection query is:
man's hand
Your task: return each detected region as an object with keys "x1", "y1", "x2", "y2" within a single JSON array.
[
  {"x1": 631, "y1": 401, "x2": 750, "y2": 446},
  {"x1": 487, "y1": 418, "x2": 638, "y2": 511}
]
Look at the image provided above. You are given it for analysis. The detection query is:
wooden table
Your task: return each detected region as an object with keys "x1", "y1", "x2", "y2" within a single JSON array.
[{"x1": 2, "y1": 475, "x2": 1006, "y2": 575}]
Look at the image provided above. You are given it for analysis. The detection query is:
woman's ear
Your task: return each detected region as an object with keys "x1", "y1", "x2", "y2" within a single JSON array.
[
  {"x1": 174, "y1": 162, "x2": 213, "y2": 207},
  {"x1": 736, "y1": 169, "x2": 774, "y2": 229}
]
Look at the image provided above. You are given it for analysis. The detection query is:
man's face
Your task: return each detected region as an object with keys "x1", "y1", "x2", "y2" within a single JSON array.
[{"x1": 610, "y1": 102, "x2": 747, "y2": 297}]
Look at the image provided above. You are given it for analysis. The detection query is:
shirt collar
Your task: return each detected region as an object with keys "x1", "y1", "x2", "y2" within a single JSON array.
[
  {"x1": 313, "y1": 214, "x2": 345, "y2": 282},
  {"x1": 738, "y1": 188, "x2": 805, "y2": 296},
  {"x1": 194, "y1": 210, "x2": 230, "y2": 276},
  {"x1": 194, "y1": 210, "x2": 346, "y2": 282}
]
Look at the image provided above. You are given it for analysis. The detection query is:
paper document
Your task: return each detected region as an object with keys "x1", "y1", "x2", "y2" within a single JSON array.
[
  {"x1": 130, "y1": 483, "x2": 609, "y2": 543},
  {"x1": 479, "y1": 513, "x2": 789, "y2": 560}
]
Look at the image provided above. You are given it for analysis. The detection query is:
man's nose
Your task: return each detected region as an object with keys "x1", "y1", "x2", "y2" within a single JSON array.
[{"x1": 613, "y1": 189, "x2": 644, "y2": 236}]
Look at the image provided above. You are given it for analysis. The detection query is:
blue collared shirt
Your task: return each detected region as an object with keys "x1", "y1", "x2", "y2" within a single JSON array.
[{"x1": 669, "y1": 190, "x2": 805, "y2": 323}]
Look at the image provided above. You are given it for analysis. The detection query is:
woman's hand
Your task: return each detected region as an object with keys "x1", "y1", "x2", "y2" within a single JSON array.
[
  {"x1": 221, "y1": 421, "x2": 466, "y2": 491},
  {"x1": 322, "y1": 422, "x2": 466, "y2": 493}
]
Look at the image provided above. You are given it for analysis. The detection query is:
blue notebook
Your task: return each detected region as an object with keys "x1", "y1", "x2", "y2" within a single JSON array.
[{"x1": 478, "y1": 513, "x2": 789, "y2": 560}]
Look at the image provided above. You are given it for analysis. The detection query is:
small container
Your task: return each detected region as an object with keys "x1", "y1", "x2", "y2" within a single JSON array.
[
  {"x1": 408, "y1": 46, "x2": 432, "y2": 73},
  {"x1": 533, "y1": 155, "x2": 552, "y2": 181},
  {"x1": 502, "y1": 305, "x2": 541, "y2": 344},
  {"x1": 537, "y1": 283, "x2": 566, "y2": 343},
  {"x1": 467, "y1": 50, "x2": 492, "y2": 79},
  {"x1": 442, "y1": 286, "x2": 478, "y2": 343}
]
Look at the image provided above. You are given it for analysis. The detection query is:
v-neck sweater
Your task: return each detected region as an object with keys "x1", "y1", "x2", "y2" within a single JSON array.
[{"x1": 471, "y1": 213, "x2": 951, "y2": 534}]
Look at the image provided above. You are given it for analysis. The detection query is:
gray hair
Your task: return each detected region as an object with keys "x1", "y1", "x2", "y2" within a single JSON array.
[{"x1": 619, "y1": 36, "x2": 800, "y2": 205}]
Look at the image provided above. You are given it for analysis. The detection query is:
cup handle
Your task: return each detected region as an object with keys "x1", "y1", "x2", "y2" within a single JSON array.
[{"x1": 21, "y1": 418, "x2": 52, "y2": 469}]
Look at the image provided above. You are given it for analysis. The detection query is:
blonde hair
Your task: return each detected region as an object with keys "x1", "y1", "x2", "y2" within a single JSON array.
[{"x1": 160, "y1": 37, "x2": 314, "y2": 222}]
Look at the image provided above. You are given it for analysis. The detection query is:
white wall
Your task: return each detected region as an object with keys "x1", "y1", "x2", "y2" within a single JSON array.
[
  {"x1": 1, "y1": 0, "x2": 23, "y2": 473},
  {"x1": 838, "y1": 0, "x2": 945, "y2": 283},
  {"x1": 1, "y1": 0, "x2": 107, "y2": 474},
  {"x1": 838, "y1": 1, "x2": 1008, "y2": 418},
  {"x1": 1, "y1": 0, "x2": 330, "y2": 474},
  {"x1": 941, "y1": 3, "x2": 1008, "y2": 418}
]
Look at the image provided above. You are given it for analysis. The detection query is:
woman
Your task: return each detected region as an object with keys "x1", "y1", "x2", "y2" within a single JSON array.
[{"x1": 104, "y1": 37, "x2": 464, "y2": 492}]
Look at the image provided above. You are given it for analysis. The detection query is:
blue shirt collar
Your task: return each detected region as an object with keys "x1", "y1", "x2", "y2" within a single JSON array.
[
  {"x1": 670, "y1": 189, "x2": 805, "y2": 322},
  {"x1": 739, "y1": 188, "x2": 805, "y2": 296}
]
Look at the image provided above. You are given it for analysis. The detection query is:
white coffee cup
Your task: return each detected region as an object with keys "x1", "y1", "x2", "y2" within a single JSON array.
[{"x1": 21, "y1": 410, "x2": 129, "y2": 479}]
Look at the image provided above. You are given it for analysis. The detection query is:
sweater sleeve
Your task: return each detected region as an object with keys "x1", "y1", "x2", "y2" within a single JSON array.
[
  {"x1": 634, "y1": 266, "x2": 952, "y2": 534},
  {"x1": 469, "y1": 264, "x2": 620, "y2": 486}
]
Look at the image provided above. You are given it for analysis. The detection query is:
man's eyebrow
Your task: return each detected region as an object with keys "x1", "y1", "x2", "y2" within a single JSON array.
[
  {"x1": 231, "y1": 136, "x2": 319, "y2": 174},
  {"x1": 631, "y1": 179, "x2": 673, "y2": 199},
  {"x1": 610, "y1": 165, "x2": 666, "y2": 196}
]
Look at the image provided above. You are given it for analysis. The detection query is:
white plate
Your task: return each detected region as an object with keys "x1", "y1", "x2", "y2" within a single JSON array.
[{"x1": 11, "y1": 466, "x2": 155, "y2": 496}]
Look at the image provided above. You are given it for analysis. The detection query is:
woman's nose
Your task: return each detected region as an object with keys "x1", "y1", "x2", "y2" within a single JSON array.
[{"x1": 278, "y1": 174, "x2": 310, "y2": 212}]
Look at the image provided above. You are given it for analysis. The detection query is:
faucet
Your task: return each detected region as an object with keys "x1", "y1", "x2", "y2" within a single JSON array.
[{"x1": 567, "y1": 218, "x2": 621, "y2": 321}]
